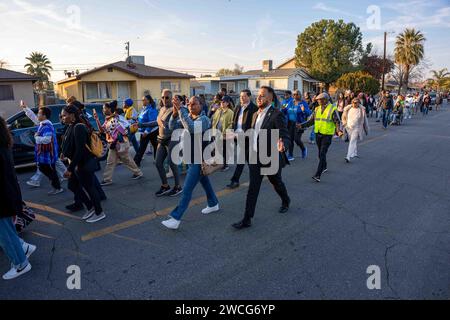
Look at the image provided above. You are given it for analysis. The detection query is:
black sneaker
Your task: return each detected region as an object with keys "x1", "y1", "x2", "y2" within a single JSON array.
[
  {"x1": 221, "y1": 165, "x2": 230, "y2": 172},
  {"x1": 65, "y1": 203, "x2": 84, "y2": 212},
  {"x1": 168, "y1": 186, "x2": 183, "y2": 197},
  {"x1": 226, "y1": 181, "x2": 240, "y2": 189},
  {"x1": 155, "y1": 185, "x2": 171, "y2": 197},
  {"x1": 312, "y1": 176, "x2": 321, "y2": 183}
]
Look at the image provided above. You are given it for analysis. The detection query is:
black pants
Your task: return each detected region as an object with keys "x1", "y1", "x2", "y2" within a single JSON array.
[
  {"x1": 68, "y1": 158, "x2": 103, "y2": 215},
  {"x1": 134, "y1": 130, "x2": 158, "y2": 166},
  {"x1": 294, "y1": 128, "x2": 306, "y2": 153},
  {"x1": 230, "y1": 139, "x2": 250, "y2": 184},
  {"x1": 39, "y1": 163, "x2": 61, "y2": 190},
  {"x1": 155, "y1": 140, "x2": 180, "y2": 187},
  {"x1": 287, "y1": 121, "x2": 296, "y2": 156},
  {"x1": 315, "y1": 133, "x2": 333, "y2": 178},
  {"x1": 73, "y1": 174, "x2": 106, "y2": 205},
  {"x1": 244, "y1": 164, "x2": 290, "y2": 221}
]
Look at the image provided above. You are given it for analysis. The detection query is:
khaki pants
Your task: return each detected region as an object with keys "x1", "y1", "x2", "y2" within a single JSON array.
[{"x1": 103, "y1": 142, "x2": 142, "y2": 182}]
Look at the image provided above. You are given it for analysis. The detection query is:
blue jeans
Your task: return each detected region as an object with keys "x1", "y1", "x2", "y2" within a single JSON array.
[
  {"x1": 310, "y1": 126, "x2": 316, "y2": 142},
  {"x1": 170, "y1": 164, "x2": 218, "y2": 221},
  {"x1": 0, "y1": 217, "x2": 28, "y2": 269},
  {"x1": 382, "y1": 109, "x2": 391, "y2": 128}
]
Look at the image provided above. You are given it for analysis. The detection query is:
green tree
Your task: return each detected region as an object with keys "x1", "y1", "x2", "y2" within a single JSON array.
[
  {"x1": 295, "y1": 19, "x2": 368, "y2": 91},
  {"x1": 24, "y1": 52, "x2": 53, "y2": 92},
  {"x1": 394, "y1": 28, "x2": 426, "y2": 94},
  {"x1": 428, "y1": 68, "x2": 450, "y2": 91},
  {"x1": 216, "y1": 64, "x2": 244, "y2": 77},
  {"x1": 335, "y1": 71, "x2": 380, "y2": 95}
]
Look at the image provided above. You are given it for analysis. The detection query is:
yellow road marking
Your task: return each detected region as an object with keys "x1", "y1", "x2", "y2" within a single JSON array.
[
  {"x1": 30, "y1": 231, "x2": 56, "y2": 239},
  {"x1": 35, "y1": 214, "x2": 63, "y2": 226},
  {"x1": 81, "y1": 182, "x2": 250, "y2": 242},
  {"x1": 26, "y1": 202, "x2": 81, "y2": 220}
]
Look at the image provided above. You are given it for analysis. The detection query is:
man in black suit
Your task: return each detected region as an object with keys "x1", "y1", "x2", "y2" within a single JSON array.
[
  {"x1": 227, "y1": 89, "x2": 257, "y2": 189},
  {"x1": 232, "y1": 86, "x2": 291, "y2": 230}
]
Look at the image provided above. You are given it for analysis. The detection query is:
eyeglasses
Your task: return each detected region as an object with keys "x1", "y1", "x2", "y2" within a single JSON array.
[{"x1": 161, "y1": 96, "x2": 170, "y2": 100}]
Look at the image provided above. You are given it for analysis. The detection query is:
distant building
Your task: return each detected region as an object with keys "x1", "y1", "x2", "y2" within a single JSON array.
[
  {"x1": 191, "y1": 75, "x2": 256, "y2": 96},
  {"x1": 55, "y1": 57, "x2": 194, "y2": 109},
  {"x1": 243, "y1": 58, "x2": 320, "y2": 95},
  {"x1": 192, "y1": 58, "x2": 320, "y2": 98},
  {"x1": 0, "y1": 68, "x2": 36, "y2": 118}
]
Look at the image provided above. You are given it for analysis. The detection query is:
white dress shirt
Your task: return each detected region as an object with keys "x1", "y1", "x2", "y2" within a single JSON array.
[
  {"x1": 253, "y1": 105, "x2": 271, "y2": 152},
  {"x1": 236, "y1": 103, "x2": 248, "y2": 133}
]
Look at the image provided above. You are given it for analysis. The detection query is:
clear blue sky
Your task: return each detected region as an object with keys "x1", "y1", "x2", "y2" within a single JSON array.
[{"x1": 0, "y1": 0, "x2": 448, "y2": 81}]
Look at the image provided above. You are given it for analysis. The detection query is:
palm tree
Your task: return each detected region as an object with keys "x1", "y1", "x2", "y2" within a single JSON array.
[
  {"x1": 0, "y1": 59, "x2": 7, "y2": 68},
  {"x1": 430, "y1": 68, "x2": 450, "y2": 90},
  {"x1": 394, "y1": 28, "x2": 426, "y2": 93},
  {"x1": 24, "y1": 52, "x2": 53, "y2": 92}
]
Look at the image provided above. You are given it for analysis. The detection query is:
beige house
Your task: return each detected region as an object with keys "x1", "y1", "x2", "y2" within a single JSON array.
[
  {"x1": 0, "y1": 68, "x2": 36, "y2": 118},
  {"x1": 243, "y1": 59, "x2": 320, "y2": 95},
  {"x1": 55, "y1": 58, "x2": 194, "y2": 108}
]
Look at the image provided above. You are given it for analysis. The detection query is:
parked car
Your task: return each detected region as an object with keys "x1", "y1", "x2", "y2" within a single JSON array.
[{"x1": 6, "y1": 103, "x2": 108, "y2": 168}]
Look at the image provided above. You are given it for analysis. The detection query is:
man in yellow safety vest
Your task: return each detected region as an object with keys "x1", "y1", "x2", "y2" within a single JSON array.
[{"x1": 300, "y1": 93, "x2": 342, "y2": 182}]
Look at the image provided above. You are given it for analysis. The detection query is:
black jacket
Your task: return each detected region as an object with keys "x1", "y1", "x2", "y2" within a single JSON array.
[
  {"x1": 62, "y1": 123, "x2": 94, "y2": 172},
  {"x1": 0, "y1": 147, "x2": 23, "y2": 218},
  {"x1": 250, "y1": 106, "x2": 290, "y2": 168},
  {"x1": 232, "y1": 101, "x2": 257, "y2": 132}
]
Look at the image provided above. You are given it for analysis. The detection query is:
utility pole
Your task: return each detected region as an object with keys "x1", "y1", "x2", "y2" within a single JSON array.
[{"x1": 381, "y1": 31, "x2": 387, "y2": 91}]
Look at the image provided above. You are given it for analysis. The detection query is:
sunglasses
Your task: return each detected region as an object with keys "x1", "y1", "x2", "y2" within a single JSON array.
[{"x1": 161, "y1": 96, "x2": 170, "y2": 100}]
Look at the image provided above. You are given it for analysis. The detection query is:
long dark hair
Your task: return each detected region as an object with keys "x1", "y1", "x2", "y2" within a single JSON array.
[
  {"x1": 0, "y1": 116, "x2": 12, "y2": 149},
  {"x1": 144, "y1": 94, "x2": 155, "y2": 107}
]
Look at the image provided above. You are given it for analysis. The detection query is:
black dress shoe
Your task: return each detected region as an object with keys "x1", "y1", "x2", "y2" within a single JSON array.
[
  {"x1": 232, "y1": 219, "x2": 252, "y2": 230},
  {"x1": 226, "y1": 181, "x2": 240, "y2": 189},
  {"x1": 65, "y1": 203, "x2": 84, "y2": 212},
  {"x1": 279, "y1": 206, "x2": 289, "y2": 213}
]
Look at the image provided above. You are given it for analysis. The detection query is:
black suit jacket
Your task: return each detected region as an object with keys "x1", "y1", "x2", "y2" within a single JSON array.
[
  {"x1": 232, "y1": 101, "x2": 257, "y2": 131},
  {"x1": 251, "y1": 106, "x2": 290, "y2": 168}
]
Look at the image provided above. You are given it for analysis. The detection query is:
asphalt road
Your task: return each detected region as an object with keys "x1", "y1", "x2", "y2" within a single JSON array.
[{"x1": 1, "y1": 103, "x2": 449, "y2": 300}]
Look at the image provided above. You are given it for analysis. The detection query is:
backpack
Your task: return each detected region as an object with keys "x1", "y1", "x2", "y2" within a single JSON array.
[
  {"x1": 14, "y1": 203, "x2": 36, "y2": 233},
  {"x1": 86, "y1": 131, "x2": 103, "y2": 158}
]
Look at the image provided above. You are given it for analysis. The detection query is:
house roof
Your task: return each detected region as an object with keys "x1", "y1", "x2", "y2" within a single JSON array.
[
  {"x1": 57, "y1": 61, "x2": 195, "y2": 84},
  {"x1": 0, "y1": 68, "x2": 37, "y2": 82},
  {"x1": 243, "y1": 68, "x2": 318, "y2": 82},
  {"x1": 276, "y1": 57, "x2": 296, "y2": 69}
]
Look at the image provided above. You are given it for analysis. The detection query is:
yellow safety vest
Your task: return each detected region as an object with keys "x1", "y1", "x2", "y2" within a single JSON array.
[{"x1": 315, "y1": 104, "x2": 337, "y2": 135}]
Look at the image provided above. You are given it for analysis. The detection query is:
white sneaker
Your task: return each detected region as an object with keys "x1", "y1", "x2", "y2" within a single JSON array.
[
  {"x1": 201, "y1": 204, "x2": 220, "y2": 215},
  {"x1": 82, "y1": 208, "x2": 95, "y2": 220},
  {"x1": 161, "y1": 217, "x2": 181, "y2": 230},
  {"x1": 22, "y1": 243, "x2": 36, "y2": 259},
  {"x1": 26, "y1": 180, "x2": 40, "y2": 188},
  {"x1": 86, "y1": 212, "x2": 106, "y2": 223},
  {"x1": 48, "y1": 188, "x2": 64, "y2": 195},
  {"x1": 2, "y1": 263, "x2": 32, "y2": 280}
]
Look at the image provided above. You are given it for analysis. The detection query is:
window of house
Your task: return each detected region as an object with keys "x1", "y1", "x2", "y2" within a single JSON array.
[
  {"x1": 107, "y1": 68, "x2": 114, "y2": 72},
  {"x1": 160, "y1": 81, "x2": 181, "y2": 93},
  {"x1": 0, "y1": 85, "x2": 14, "y2": 101},
  {"x1": 117, "y1": 82, "x2": 131, "y2": 101},
  {"x1": 255, "y1": 80, "x2": 260, "y2": 89},
  {"x1": 85, "y1": 82, "x2": 111, "y2": 100},
  {"x1": 294, "y1": 80, "x2": 298, "y2": 91},
  {"x1": 269, "y1": 80, "x2": 275, "y2": 88},
  {"x1": 219, "y1": 82, "x2": 236, "y2": 94},
  {"x1": 238, "y1": 81, "x2": 247, "y2": 92}
]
